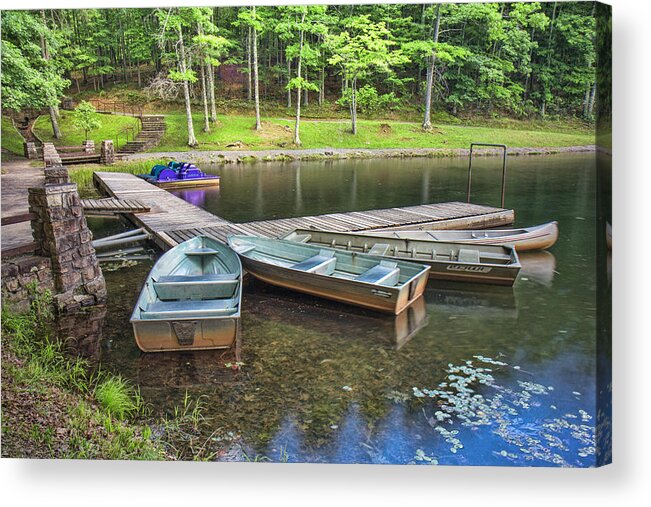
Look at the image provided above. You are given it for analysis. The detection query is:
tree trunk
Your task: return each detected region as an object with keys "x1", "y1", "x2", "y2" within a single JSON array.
[
  {"x1": 294, "y1": 14, "x2": 305, "y2": 146},
  {"x1": 48, "y1": 106, "x2": 62, "y2": 139},
  {"x1": 40, "y1": 10, "x2": 61, "y2": 139},
  {"x1": 200, "y1": 62, "x2": 210, "y2": 132},
  {"x1": 319, "y1": 65, "x2": 324, "y2": 106},
  {"x1": 177, "y1": 27, "x2": 198, "y2": 147},
  {"x1": 422, "y1": 4, "x2": 441, "y2": 130},
  {"x1": 588, "y1": 82, "x2": 596, "y2": 117},
  {"x1": 207, "y1": 61, "x2": 217, "y2": 123},
  {"x1": 137, "y1": 62, "x2": 142, "y2": 88},
  {"x1": 287, "y1": 58, "x2": 292, "y2": 108},
  {"x1": 247, "y1": 27, "x2": 252, "y2": 101},
  {"x1": 252, "y1": 7, "x2": 262, "y2": 130},
  {"x1": 350, "y1": 77, "x2": 357, "y2": 135}
]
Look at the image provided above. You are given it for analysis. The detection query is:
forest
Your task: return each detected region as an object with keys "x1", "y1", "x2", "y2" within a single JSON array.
[{"x1": 1, "y1": 2, "x2": 600, "y2": 147}]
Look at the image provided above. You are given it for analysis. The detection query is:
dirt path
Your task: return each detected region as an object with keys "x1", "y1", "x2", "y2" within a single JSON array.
[
  {"x1": 123, "y1": 144, "x2": 596, "y2": 164},
  {"x1": 1, "y1": 157, "x2": 43, "y2": 250}
]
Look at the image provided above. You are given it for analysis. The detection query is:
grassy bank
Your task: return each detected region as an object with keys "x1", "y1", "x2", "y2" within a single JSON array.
[
  {"x1": 1, "y1": 290, "x2": 230, "y2": 460},
  {"x1": 154, "y1": 114, "x2": 594, "y2": 153},
  {"x1": 32, "y1": 110, "x2": 139, "y2": 150},
  {"x1": 1, "y1": 116, "x2": 26, "y2": 156},
  {"x1": 68, "y1": 159, "x2": 167, "y2": 196}
]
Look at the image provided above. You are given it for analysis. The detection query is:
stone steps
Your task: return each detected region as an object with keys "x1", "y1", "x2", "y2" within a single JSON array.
[{"x1": 117, "y1": 116, "x2": 166, "y2": 155}]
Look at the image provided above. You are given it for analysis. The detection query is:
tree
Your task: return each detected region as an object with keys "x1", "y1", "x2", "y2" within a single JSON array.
[
  {"x1": 72, "y1": 100, "x2": 101, "y2": 140},
  {"x1": 237, "y1": 7, "x2": 263, "y2": 130},
  {"x1": 0, "y1": 11, "x2": 69, "y2": 136},
  {"x1": 156, "y1": 8, "x2": 199, "y2": 147},
  {"x1": 327, "y1": 15, "x2": 408, "y2": 134},
  {"x1": 277, "y1": 6, "x2": 327, "y2": 145}
]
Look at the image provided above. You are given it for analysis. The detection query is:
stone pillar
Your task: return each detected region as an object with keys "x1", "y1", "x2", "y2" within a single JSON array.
[
  {"x1": 42, "y1": 142, "x2": 62, "y2": 167},
  {"x1": 28, "y1": 181, "x2": 107, "y2": 312},
  {"x1": 83, "y1": 140, "x2": 95, "y2": 153},
  {"x1": 44, "y1": 166, "x2": 70, "y2": 185},
  {"x1": 24, "y1": 142, "x2": 38, "y2": 160},
  {"x1": 100, "y1": 140, "x2": 115, "y2": 164}
]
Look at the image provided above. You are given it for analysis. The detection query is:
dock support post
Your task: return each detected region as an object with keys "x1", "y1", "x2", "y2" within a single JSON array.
[{"x1": 27, "y1": 175, "x2": 107, "y2": 312}]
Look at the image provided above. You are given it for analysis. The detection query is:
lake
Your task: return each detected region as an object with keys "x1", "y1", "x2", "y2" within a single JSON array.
[{"x1": 87, "y1": 152, "x2": 608, "y2": 466}]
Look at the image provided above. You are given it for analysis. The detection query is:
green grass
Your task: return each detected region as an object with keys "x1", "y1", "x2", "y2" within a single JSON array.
[
  {"x1": 68, "y1": 159, "x2": 167, "y2": 196},
  {"x1": 1, "y1": 290, "x2": 165, "y2": 460},
  {"x1": 1, "y1": 116, "x2": 26, "y2": 155},
  {"x1": 32, "y1": 110, "x2": 139, "y2": 150},
  {"x1": 154, "y1": 113, "x2": 595, "y2": 153}
]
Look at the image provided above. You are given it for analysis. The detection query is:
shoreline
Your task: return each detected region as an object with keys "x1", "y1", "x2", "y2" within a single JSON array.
[{"x1": 122, "y1": 144, "x2": 598, "y2": 165}]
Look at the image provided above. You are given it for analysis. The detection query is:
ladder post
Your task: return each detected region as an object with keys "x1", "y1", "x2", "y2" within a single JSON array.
[{"x1": 466, "y1": 143, "x2": 508, "y2": 208}]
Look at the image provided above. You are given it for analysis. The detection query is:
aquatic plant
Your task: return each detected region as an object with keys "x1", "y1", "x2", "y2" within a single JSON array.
[{"x1": 412, "y1": 355, "x2": 597, "y2": 467}]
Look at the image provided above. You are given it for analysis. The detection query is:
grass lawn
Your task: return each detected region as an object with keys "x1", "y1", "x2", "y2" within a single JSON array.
[
  {"x1": 154, "y1": 113, "x2": 595, "y2": 153},
  {"x1": 1, "y1": 116, "x2": 26, "y2": 156},
  {"x1": 32, "y1": 111, "x2": 139, "y2": 150}
]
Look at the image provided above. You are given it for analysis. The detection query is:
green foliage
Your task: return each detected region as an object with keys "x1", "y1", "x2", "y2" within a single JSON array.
[
  {"x1": 72, "y1": 100, "x2": 101, "y2": 140},
  {"x1": 94, "y1": 376, "x2": 141, "y2": 420},
  {"x1": 336, "y1": 85, "x2": 400, "y2": 115}
]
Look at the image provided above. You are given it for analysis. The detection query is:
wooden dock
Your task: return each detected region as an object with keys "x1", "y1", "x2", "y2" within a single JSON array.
[
  {"x1": 93, "y1": 171, "x2": 515, "y2": 250},
  {"x1": 82, "y1": 197, "x2": 150, "y2": 215}
]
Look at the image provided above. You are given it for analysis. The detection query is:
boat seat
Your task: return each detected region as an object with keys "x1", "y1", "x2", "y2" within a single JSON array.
[
  {"x1": 141, "y1": 299, "x2": 237, "y2": 320},
  {"x1": 153, "y1": 273, "x2": 239, "y2": 301},
  {"x1": 355, "y1": 261, "x2": 400, "y2": 286},
  {"x1": 185, "y1": 247, "x2": 220, "y2": 256},
  {"x1": 368, "y1": 243, "x2": 390, "y2": 255},
  {"x1": 458, "y1": 249, "x2": 480, "y2": 263},
  {"x1": 291, "y1": 249, "x2": 336, "y2": 275}
]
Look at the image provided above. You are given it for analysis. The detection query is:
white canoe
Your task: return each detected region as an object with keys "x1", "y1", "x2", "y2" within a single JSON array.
[{"x1": 361, "y1": 221, "x2": 559, "y2": 252}]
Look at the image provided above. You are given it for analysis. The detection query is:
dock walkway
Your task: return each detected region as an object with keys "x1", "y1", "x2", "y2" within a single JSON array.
[{"x1": 93, "y1": 172, "x2": 515, "y2": 249}]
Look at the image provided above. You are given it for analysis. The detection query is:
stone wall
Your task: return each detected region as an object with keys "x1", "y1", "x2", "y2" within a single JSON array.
[{"x1": 1, "y1": 256, "x2": 54, "y2": 312}]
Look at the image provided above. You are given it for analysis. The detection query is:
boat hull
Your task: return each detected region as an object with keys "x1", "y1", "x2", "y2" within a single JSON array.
[
  {"x1": 240, "y1": 255, "x2": 428, "y2": 315},
  {"x1": 132, "y1": 317, "x2": 239, "y2": 353},
  {"x1": 153, "y1": 177, "x2": 220, "y2": 189}
]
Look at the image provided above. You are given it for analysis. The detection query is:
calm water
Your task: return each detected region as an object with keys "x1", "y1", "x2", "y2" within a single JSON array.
[{"x1": 89, "y1": 153, "x2": 606, "y2": 466}]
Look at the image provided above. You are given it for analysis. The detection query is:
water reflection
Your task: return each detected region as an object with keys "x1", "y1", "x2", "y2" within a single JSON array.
[
  {"x1": 426, "y1": 282, "x2": 518, "y2": 319},
  {"x1": 243, "y1": 277, "x2": 428, "y2": 350},
  {"x1": 519, "y1": 251, "x2": 557, "y2": 287}
]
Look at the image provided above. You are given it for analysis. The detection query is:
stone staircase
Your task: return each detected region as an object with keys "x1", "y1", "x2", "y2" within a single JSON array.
[{"x1": 117, "y1": 115, "x2": 165, "y2": 156}]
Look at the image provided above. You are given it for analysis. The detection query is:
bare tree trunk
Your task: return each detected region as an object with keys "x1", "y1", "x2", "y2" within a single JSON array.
[
  {"x1": 177, "y1": 27, "x2": 198, "y2": 146},
  {"x1": 247, "y1": 27, "x2": 252, "y2": 101},
  {"x1": 252, "y1": 7, "x2": 261, "y2": 130},
  {"x1": 422, "y1": 4, "x2": 441, "y2": 130},
  {"x1": 294, "y1": 13, "x2": 305, "y2": 145},
  {"x1": 588, "y1": 82, "x2": 596, "y2": 117},
  {"x1": 40, "y1": 10, "x2": 61, "y2": 139},
  {"x1": 319, "y1": 65, "x2": 324, "y2": 106},
  {"x1": 200, "y1": 62, "x2": 210, "y2": 132},
  {"x1": 207, "y1": 61, "x2": 217, "y2": 123},
  {"x1": 350, "y1": 77, "x2": 357, "y2": 135},
  {"x1": 287, "y1": 58, "x2": 292, "y2": 108},
  {"x1": 137, "y1": 61, "x2": 142, "y2": 88}
]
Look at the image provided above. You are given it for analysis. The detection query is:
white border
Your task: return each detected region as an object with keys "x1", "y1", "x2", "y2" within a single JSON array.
[{"x1": 2, "y1": 0, "x2": 650, "y2": 505}]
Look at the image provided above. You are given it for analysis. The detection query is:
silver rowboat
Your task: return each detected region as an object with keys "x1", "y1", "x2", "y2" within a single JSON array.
[
  {"x1": 227, "y1": 235, "x2": 430, "y2": 315},
  {"x1": 131, "y1": 236, "x2": 242, "y2": 352}
]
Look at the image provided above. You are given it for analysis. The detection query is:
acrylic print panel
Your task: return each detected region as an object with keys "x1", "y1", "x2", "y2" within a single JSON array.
[{"x1": 0, "y1": 1, "x2": 611, "y2": 467}]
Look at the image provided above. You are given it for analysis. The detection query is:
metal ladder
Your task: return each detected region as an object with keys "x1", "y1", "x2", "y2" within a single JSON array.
[{"x1": 466, "y1": 143, "x2": 508, "y2": 208}]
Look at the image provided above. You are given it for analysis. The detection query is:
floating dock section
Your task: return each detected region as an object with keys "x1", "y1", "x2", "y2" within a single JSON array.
[{"x1": 93, "y1": 171, "x2": 515, "y2": 250}]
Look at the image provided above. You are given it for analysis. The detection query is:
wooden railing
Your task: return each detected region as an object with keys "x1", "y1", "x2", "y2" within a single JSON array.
[
  {"x1": 1, "y1": 213, "x2": 39, "y2": 258},
  {"x1": 88, "y1": 99, "x2": 143, "y2": 118}
]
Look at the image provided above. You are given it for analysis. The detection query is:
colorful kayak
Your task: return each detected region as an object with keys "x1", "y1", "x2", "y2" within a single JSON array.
[
  {"x1": 283, "y1": 228, "x2": 521, "y2": 286},
  {"x1": 228, "y1": 235, "x2": 430, "y2": 315},
  {"x1": 359, "y1": 221, "x2": 559, "y2": 252},
  {"x1": 131, "y1": 236, "x2": 242, "y2": 352}
]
